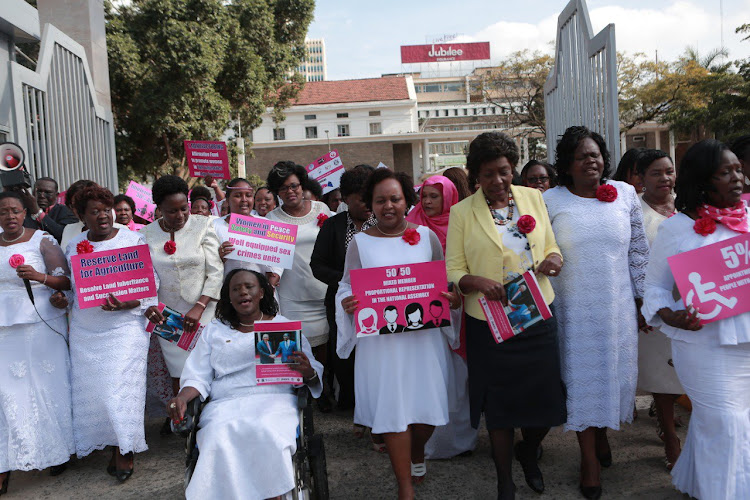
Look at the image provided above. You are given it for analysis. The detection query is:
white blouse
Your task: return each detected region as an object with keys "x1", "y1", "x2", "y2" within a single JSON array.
[{"x1": 642, "y1": 211, "x2": 750, "y2": 346}]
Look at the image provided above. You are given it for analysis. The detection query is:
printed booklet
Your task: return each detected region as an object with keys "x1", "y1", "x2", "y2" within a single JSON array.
[
  {"x1": 479, "y1": 271, "x2": 552, "y2": 343},
  {"x1": 254, "y1": 321, "x2": 304, "y2": 385},
  {"x1": 145, "y1": 303, "x2": 203, "y2": 351}
]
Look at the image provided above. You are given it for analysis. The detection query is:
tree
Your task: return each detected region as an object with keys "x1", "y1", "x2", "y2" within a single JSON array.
[{"x1": 106, "y1": 0, "x2": 314, "y2": 185}]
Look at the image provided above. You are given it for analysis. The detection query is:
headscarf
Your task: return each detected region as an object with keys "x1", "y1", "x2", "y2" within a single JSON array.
[{"x1": 406, "y1": 175, "x2": 459, "y2": 252}]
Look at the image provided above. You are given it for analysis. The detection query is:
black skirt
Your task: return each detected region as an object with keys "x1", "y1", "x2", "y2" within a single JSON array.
[{"x1": 466, "y1": 311, "x2": 567, "y2": 430}]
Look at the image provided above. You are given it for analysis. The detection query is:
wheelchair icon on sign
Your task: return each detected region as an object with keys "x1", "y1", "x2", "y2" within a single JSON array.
[{"x1": 685, "y1": 272, "x2": 738, "y2": 320}]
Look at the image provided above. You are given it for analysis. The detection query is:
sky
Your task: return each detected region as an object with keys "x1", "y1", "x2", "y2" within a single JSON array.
[{"x1": 307, "y1": 0, "x2": 750, "y2": 80}]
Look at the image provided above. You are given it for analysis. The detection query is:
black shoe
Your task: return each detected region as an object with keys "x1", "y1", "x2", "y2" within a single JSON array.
[
  {"x1": 514, "y1": 441, "x2": 545, "y2": 494},
  {"x1": 50, "y1": 463, "x2": 68, "y2": 476},
  {"x1": 497, "y1": 482, "x2": 516, "y2": 500},
  {"x1": 579, "y1": 483, "x2": 602, "y2": 499},
  {"x1": 115, "y1": 467, "x2": 133, "y2": 483},
  {"x1": 159, "y1": 417, "x2": 172, "y2": 436},
  {"x1": 0, "y1": 471, "x2": 10, "y2": 496},
  {"x1": 597, "y1": 451, "x2": 612, "y2": 468},
  {"x1": 316, "y1": 397, "x2": 333, "y2": 413}
]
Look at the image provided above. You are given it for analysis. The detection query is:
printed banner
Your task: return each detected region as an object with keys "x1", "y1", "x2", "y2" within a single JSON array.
[
  {"x1": 71, "y1": 244, "x2": 157, "y2": 309},
  {"x1": 226, "y1": 213, "x2": 298, "y2": 269},
  {"x1": 349, "y1": 260, "x2": 450, "y2": 338},
  {"x1": 668, "y1": 232, "x2": 750, "y2": 324},
  {"x1": 255, "y1": 321, "x2": 304, "y2": 385},
  {"x1": 145, "y1": 303, "x2": 203, "y2": 351},
  {"x1": 125, "y1": 181, "x2": 157, "y2": 222},
  {"x1": 184, "y1": 140, "x2": 230, "y2": 179},
  {"x1": 400, "y1": 42, "x2": 491, "y2": 63},
  {"x1": 306, "y1": 150, "x2": 344, "y2": 195}
]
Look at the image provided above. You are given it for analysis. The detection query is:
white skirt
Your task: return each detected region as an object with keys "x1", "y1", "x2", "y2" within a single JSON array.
[
  {"x1": 671, "y1": 339, "x2": 750, "y2": 499},
  {"x1": 278, "y1": 299, "x2": 329, "y2": 348},
  {"x1": 637, "y1": 328, "x2": 683, "y2": 394}
]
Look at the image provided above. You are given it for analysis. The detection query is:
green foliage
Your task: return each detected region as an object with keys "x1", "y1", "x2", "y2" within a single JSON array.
[{"x1": 106, "y1": 0, "x2": 314, "y2": 186}]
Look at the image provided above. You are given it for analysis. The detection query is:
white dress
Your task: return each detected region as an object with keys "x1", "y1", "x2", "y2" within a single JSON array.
[
  {"x1": 642, "y1": 212, "x2": 750, "y2": 499},
  {"x1": 637, "y1": 199, "x2": 683, "y2": 394},
  {"x1": 267, "y1": 201, "x2": 333, "y2": 347},
  {"x1": 140, "y1": 216, "x2": 223, "y2": 377},
  {"x1": 543, "y1": 181, "x2": 649, "y2": 431},
  {"x1": 0, "y1": 230, "x2": 74, "y2": 472},
  {"x1": 335, "y1": 226, "x2": 459, "y2": 434},
  {"x1": 180, "y1": 317, "x2": 323, "y2": 500},
  {"x1": 66, "y1": 229, "x2": 157, "y2": 457}
]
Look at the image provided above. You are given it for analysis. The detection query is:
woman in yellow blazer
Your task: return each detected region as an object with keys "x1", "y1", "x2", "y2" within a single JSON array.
[{"x1": 446, "y1": 132, "x2": 567, "y2": 500}]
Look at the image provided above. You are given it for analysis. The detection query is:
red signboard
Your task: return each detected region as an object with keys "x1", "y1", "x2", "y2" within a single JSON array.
[{"x1": 400, "y1": 42, "x2": 490, "y2": 64}]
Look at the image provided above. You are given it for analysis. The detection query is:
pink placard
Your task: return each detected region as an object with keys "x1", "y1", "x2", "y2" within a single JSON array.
[
  {"x1": 71, "y1": 244, "x2": 157, "y2": 309},
  {"x1": 306, "y1": 150, "x2": 344, "y2": 195},
  {"x1": 255, "y1": 321, "x2": 304, "y2": 385},
  {"x1": 184, "y1": 140, "x2": 230, "y2": 179},
  {"x1": 349, "y1": 260, "x2": 450, "y2": 337},
  {"x1": 226, "y1": 214, "x2": 298, "y2": 269},
  {"x1": 668, "y1": 232, "x2": 750, "y2": 324},
  {"x1": 124, "y1": 181, "x2": 157, "y2": 222}
]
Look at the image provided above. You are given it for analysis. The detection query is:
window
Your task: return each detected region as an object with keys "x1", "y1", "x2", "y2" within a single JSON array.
[
  {"x1": 304, "y1": 114, "x2": 316, "y2": 120},
  {"x1": 337, "y1": 113, "x2": 349, "y2": 118},
  {"x1": 369, "y1": 111, "x2": 381, "y2": 117},
  {"x1": 454, "y1": 109, "x2": 459, "y2": 116},
  {"x1": 369, "y1": 122, "x2": 382, "y2": 135},
  {"x1": 305, "y1": 126, "x2": 318, "y2": 139},
  {"x1": 273, "y1": 128, "x2": 285, "y2": 141},
  {"x1": 337, "y1": 124, "x2": 350, "y2": 137},
  {"x1": 463, "y1": 109, "x2": 468, "y2": 116}
]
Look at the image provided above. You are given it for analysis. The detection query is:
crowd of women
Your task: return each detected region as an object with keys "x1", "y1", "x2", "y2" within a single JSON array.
[{"x1": 1, "y1": 126, "x2": 750, "y2": 500}]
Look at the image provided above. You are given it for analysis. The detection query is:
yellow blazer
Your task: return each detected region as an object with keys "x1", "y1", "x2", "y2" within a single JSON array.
[{"x1": 446, "y1": 185, "x2": 561, "y2": 321}]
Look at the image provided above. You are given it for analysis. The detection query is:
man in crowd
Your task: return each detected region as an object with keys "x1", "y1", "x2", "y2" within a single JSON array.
[{"x1": 22, "y1": 176, "x2": 77, "y2": 243}]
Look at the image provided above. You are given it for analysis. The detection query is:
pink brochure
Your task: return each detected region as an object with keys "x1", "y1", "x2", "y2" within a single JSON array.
[
  {"x1": 306, "y1": 150, "x2": 344, "y2": 195},
  {"x1": 668, "y1": 232, "x2": 750, "y2": 324},
  {"x1": 255, "y1": 321, "x2": 304, "y2": 385},
  {"x1": 145, "y1": 303, "x2": 203, "y2": 351},
  {"x1": 349, "y1": 260, "x2": 451, "y2": 338},
  {"x1": 124, "y1": 181, "x2": 157, "y2": 222}
]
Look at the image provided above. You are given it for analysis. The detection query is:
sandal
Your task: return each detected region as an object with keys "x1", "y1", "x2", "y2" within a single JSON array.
[
  {"x1": 664, "y1": 438, "x2": 681, "y2": 471},
  {"x1": 352, "y1": 424, "x2": 366, "y2": 439},
  {"x1": 410, "y1": 462, "x2": 426, "y2": 483},
  {"x1": 370, "y1": 432, "x2": 386, "y2": 453}
]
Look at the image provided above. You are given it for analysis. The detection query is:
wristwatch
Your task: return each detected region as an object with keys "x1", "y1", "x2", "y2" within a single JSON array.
[
  {"x1": 31, "y1": 210, "x2": 43, "y2": 221},
  {"x1": 305, "y1": 372, "x2": 319, "y2": 384}
]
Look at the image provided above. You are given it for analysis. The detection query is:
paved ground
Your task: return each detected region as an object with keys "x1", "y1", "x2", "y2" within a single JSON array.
[{"x1": 8, "y1": 397, "x2": 690, "y2": 499}]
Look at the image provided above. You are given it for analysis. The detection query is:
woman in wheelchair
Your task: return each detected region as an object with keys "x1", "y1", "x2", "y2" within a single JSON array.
[{"x1": 166, "y1": 269, "x2": 323, "y2": 500}]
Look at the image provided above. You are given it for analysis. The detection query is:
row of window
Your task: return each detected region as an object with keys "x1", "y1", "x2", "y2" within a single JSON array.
[
  {"x1": 307, "y1": 45, "x2": 323, "y2": 54},
  {"x1": 418, "y1": 105, "x2": 522, "y2": 119},
  {"x1": 303, "y1": 111, "x2": 380, "y2": 121},
  {"x1": 274, "y1": 122, "x2": 383, "y2": 141},
  {"x1": 424, "y1": 123, "x2": 503, "y2": 132},
  {"x1": 301, "y1": 65, "x2": 325, "y2": 73},
  {"x1": 429, "y1": 141, "x2": 469, "y2": 155},
  {"x1": 307, "y1": 75, "x2": 325, "y2": 82},
  {"x1": 415, "y1": 82, "x2": 465, "y2": 93},
  {"x1": 306, "y1": 56, "x2": 324, "y2": 63}
]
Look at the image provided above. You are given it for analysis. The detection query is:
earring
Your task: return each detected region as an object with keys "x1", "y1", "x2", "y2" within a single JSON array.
[{"x1": 641, "y1": 187, "x2": 646, "y2": 192}]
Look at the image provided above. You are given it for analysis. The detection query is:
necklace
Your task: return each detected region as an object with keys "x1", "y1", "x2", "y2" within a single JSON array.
[
  {"x1": 238, "y1": 311, "x2": 264, "y2": 327},
  {"x1": 487, "y1": 192, "x2": 515, "y2": 226},
  {"x1": 644, "y1": 195, "x2": 676, "y2": 218},
  {"x1": 375, "y1": 220, "x2": 407, "y2": 236},
  {"x1": 1, "y1": 227, "x2": 25, "y2": 243}
]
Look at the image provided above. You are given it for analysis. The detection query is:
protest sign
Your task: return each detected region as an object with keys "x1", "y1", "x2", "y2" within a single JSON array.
[
  {"x1": 70, "y1": 244, "x2": 157, "y2": 309},
  {"x1": 255, "y1": 321, "x2": 304, "y2": 385},
  {"x1": 146, "y1": 303, "x2": 203, "y2": 351},
  {"x1": 669, "y1": 232, "x2": 750, "y2": 324},
  {"x1": 349, "y1": 260, "x2": 450, "y2": 338},
  {"x1": 184, "y1": 140, "x2": 230, "y2": 179},
  {"x1": 226, "y1": 214, "x2": 297, "y2": 269},
  {"x1": 306, "y1": 150, "x2": 344, "y2": 195},
  {"x1": 125, "y1": 181, "x2": 157, "y2": 222}
]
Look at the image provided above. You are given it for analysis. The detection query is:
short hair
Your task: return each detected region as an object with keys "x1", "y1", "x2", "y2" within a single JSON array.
[
  {"x1": 304, "y1": 178, "x2": 323, "y2": 200},
  {"x1": 340, "y1": 166, "x2": 373, "y2": 198},
  {"x1": 554, "y1": 126, "x2": 611, "y2": 187},
  {"x1": 613, "y1": 147, "x2": 646, "y2": 182},
  {"x1": 466, "y1": 132, "x2": 520, "y2": 187},
  {"x1": 429, "y1": 299, "x2": 443, "y2": 308},
  {"x1": 266, "y1": 161, "x2": 308, "y2": 195},
  {"x1": 215, "y1": 269, "x2": 279, "y2": 329},
  {"x1": 675, "y1": 139, "x2": 732, "y2": 213},
  {"x1": 520, "y1": 160, "x2": 557, "y2": 185},
  {"x1": 384, "y1": 305, "x2": 398, "y2": 314},
  {"x1": 441, "y1": 167, "x2": 472, "y2": 201},
  {"x1": 404, "y1": 302, "x2": 424, "y2": 319},
  {"x1": 363, "y1": 168, "x2": 416, "y2": 210},
  {"x1": 65, "y1": 180, "x2": 96, "y2": 208},
  {"x1": 731, "y1": 135, "x2": 750, "y2": 162},
  {"x1": 634, "y1": 149, "x2": 672, "y2": 177},
  {"x1": 35, "y1": 176, "x2": 58, "y2": 192},
  {"x1": 113, "y1": 194, "x2": 136, "y2": 212},
  {"x1": 190, "y1": 186, "x2": 213, "y2": 204},
  {"x1": 75, "y1": 185, "x2": 114, "y2": 217},
  {"x1": 227, "y1": 177, "x2": 254, "y2": 190},
  {"x1": 255, "y1": 186, "x2": 278, "y2": 205},
  {"x1": 0, "y1": 190, "x2": 25, "y2": 207},
  {"x1": 152, "y1": 175, "x2": 189, "y2": 206}
]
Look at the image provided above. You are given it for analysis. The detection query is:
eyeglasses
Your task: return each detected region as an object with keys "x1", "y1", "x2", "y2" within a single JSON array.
[
  {"x1": 526, "y1": 176, "x2": 550, "y2": 184},
  {"x1": 279, "y1": 183, "x2": 301, "y2": 193}
]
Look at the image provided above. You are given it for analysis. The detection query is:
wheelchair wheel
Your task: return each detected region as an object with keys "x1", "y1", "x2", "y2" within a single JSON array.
[
  {"x1": 184, "y1": 446, "x2": 198, "y2": 490},
  {"x1": 308, "y1": 434, "x2": 329, "y2": 500}
]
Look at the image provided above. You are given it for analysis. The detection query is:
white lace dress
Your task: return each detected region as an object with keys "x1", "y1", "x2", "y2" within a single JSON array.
[
  {"x1": 66, "y1": 229, "x2": 158, "y2": 457},
  {"x1": 0, "y1": 230, "x2": 74, "y2": 472},
  {"x1": 543, "y1": 181, "x2": 649, "y2": 431}
]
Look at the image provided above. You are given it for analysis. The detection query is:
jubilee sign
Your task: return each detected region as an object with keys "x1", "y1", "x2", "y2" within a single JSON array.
[{"x1": 400, "y1": 42, "x2": 490, "y2": 64}]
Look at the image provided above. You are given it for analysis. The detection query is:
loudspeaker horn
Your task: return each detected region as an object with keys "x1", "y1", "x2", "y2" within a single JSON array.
[{"x1": 0, "y1": 142, "x2": 25, "y2": 171}]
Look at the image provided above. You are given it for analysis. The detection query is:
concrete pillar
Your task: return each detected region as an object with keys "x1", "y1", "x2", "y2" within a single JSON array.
[
  {"x1": 411, "y1": 140, "x2": 422, "y2": 180},
  {"x1": 422, "y1": 138, "x2": 430, "y2": 177},
  {"x1": 521, "y1": 136, "x2": 529, "y2": 166},
  {"x1": 669, "y1": 130, "x2": 676, "y2": 161},
  {"x1": 654, "y1": 130, "x2": 661, "y2": 150},
  {"x1": 37, "y1": 0, "x2": 111, "y2": 110}
]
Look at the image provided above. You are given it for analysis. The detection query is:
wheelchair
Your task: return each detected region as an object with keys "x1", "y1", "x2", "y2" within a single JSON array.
[{"x1": 175, "y1": 386, "x2": 329, "y2": 499}]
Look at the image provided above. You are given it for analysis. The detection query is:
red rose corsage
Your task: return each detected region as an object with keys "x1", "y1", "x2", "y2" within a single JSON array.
[
  {"x1": 8, "y1": 254, "x2": 24, "y2": 268},
  {"x1": 76, "y1": 240, "x2": 95, "y2": 254},
  {"x1": 596, "y1": 184, "x2": 618, "y2": 202},
  {"x1": 516, "y1": 215, "x2": 536, "y2": 234},
  {"x1": 164, "y1": 240, "x2": 177, "y2": 255},
  {"x1": 317, "y1": 213, "x2": 329, "y2": 228},
  {"x1": 693, "y1": 217, "x2": 717, "y2": 236},
  {"x1": 402, "y1": 227, "x2": 421, "y2": 245}
]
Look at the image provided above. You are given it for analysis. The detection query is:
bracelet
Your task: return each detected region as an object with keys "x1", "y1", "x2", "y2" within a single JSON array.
[
  {"x1": 42, "y1": 274, "x2": 47, "y2": 286},
  {"x1": 195, "y1": 302, "x2": 207, "y2": 309},
  {"x1": 305, "y1": 372, "x2": 319, "y2": 384}
]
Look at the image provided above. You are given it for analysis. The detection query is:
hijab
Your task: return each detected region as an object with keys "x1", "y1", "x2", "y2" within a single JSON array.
[{"x1": 406, "y1": 175, "x2": 459, "y2": 252}]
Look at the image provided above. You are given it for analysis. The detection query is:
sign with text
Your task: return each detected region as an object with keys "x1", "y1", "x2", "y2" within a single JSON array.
[
  {"x1": 146, "y1": 303, "x2": 203, "y2": 351},
  {"x1": 125, "y1": 181, "x2": 157, "y2": 222},
  {"x1": 184, "y1": 140, "x2": 230, "y2": 179},
  {"x1": 400, "y1": 42, "x2": 491, "y2": 64},
  {"x1": 255, "y1": 321, "x2": 304, "y2": 385},
  {"x1": 226, "y1": 214, "x2": 298, "y2": 269},
  {"x1": 350, "y1": 260, "x2": 450, "y2": 338},
  {"x1": 669, "y1": 233, "x2": 750, "y2": 324},
  {"x1": 71, "y1": 244, "x2": 157, "y2": 309},
  {"x1": 306, "y1": 150, "x2": 344, "y2": 195}
]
